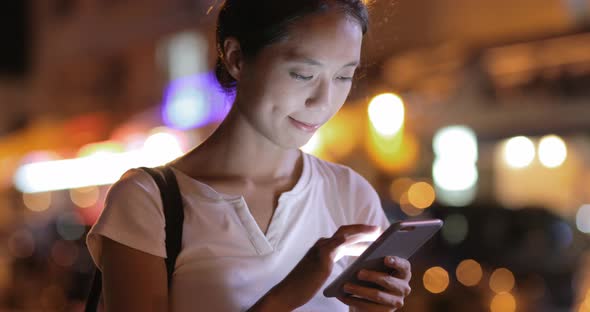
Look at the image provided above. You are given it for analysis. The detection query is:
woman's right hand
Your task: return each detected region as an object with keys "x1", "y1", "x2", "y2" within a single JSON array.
[{"x1": 248, "y1": 224, "x2": 381, "y2": 312}]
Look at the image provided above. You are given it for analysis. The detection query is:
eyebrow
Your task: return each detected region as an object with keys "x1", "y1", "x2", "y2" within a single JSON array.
[{"x1": 286, "y1": 54, "x2": 359, "y2": 68}]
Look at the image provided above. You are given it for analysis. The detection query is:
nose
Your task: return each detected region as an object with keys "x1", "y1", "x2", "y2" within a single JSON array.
[{"x1": 305, "y1": 78, "x2": 332, "y2": 112}]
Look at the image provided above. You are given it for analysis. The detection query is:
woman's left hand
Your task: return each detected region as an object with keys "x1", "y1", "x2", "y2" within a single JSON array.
[{"x1": 337, "y1": 256, "x2": 412, "y2": 311}]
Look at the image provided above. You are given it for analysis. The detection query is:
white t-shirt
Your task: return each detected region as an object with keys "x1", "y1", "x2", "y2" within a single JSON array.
[{"x1": 87, "y1": 152, "x2": 390, "y2": 312}]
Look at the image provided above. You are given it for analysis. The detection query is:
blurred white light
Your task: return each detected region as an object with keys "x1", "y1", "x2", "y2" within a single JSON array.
[
  {"x1": 538, "y1": 135, "x2": 567, "y2": 168},
  {"x1": 435, "y1": 185, "x2": 477, "y2": 207},
  {"x1": 504, "y1": 136, "x2": 535, "y2": 168},
  {"x1": 433, "y1": 159, "x2": 478, "y2": 191},
  {"x1": 576, "y1": 204, "x2": 590, "y2": 233},
  {"x1": 433, "y1": 126, "x2": 478, "y2": 163},
  {"x1": 301, "y1": 131, "x2": 321, "y2": 154},
  {"x1": 164, "y1": 87, "x2": 209, "y2": 130},
  {"x1": 14, "y1": 152, "x2": 141, "y2": 193},
  {"x1": 166, "y1": 31, "x2": 207, "y2": 79},
  {"x1": 14, "y1": 130, "x2": 184, "y2": 193},
  {"x1": 367, "y1": 93, "x2": 405, "y2": 137},
  {"x1": 142, "y1": 130, "x2": 184, "y2": 167}
]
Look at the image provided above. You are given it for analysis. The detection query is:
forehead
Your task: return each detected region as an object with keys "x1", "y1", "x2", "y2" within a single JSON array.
[{"x1": 269, "y1": 11, "x2": 364, "y2": 65}]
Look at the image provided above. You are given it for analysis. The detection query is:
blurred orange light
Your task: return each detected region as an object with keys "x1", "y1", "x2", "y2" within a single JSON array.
[
  {"x1": 366, "y1": 129, "x2": 419, "y2": 174},
  {"x1": 400, "y1": 192, "x2": 424, "y2": 217},
  {"x1": 70, "y1": 186, "x2": 100, "y2": 208},
  {"x1": 489, "y1": 268, "x2": 516, "y2": 294},
  {"x1": 490, "y1": 292, "x2": 516, "y2": 312},
  {"x1": 319, "y1": 106, "x2": 362, "y2": 160},
  {"x1": 423, "y1": 266, "x2": 450, "y2": 294},
  {"x1": 408, "y1": 182, "x2": 436, "y2": 209},
  {"x1": 456, "y1": 259, "x2": 483, "y2": 287},
  {"x1": 389, "y1": 177, "x2": 414, "y2": 203},
  {"x1": 23, "y1": 192, "x2": 52, "y2": 212}
]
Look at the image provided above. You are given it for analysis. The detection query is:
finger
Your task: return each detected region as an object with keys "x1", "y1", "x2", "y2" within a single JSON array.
[
  {"x1": 384, "y1": 256, "x2": 412, "y2": 281},
  {"x1": 333, "y1": 224, "x2": 381, "y2": 240},
  {"x1": 337, "y1": 295, "x2": 392, "y2": 312},
  {"x1": 357, "y1": 269, "x2": 411, "y2": 297},
  {"x1": 322, "y1": 225, "x2": 381, "y2": 262},
  {"x1": 343, "y1": 283, "x2": 404, "y2": 309},
  {"x1": 332, "y1": 225, "x2": 381, "y2": 246}
]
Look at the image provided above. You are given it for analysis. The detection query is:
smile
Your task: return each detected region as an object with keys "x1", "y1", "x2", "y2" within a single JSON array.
[{"x1": 288, "y1": 117, "x2": 322, "y2": 133}]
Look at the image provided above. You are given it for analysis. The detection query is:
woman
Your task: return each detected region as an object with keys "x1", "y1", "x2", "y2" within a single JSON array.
[{"x1": 87, "y1": 0, "x2": 412, "y2": 311}]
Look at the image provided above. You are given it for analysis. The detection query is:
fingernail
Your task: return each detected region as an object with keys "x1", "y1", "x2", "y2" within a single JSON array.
[
  {"x1": 344, "y1": 283, "x2": 354, "y2": 292},
  {"x1": 388, "y1": 256, "x2": 396, "y2": 264}
]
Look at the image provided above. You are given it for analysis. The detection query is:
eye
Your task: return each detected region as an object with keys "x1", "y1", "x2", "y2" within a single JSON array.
[
  {"x1": 290, "y1": 72, "x2": 313, "y2": 81},
  {"x1": 336, "y1": 76, "x2": 354, "y2": 82}
]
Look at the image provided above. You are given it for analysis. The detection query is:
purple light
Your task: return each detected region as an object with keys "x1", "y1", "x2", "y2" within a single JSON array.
[{"x1": 162, "y1": 72, "x2": 233, "y2": 130}]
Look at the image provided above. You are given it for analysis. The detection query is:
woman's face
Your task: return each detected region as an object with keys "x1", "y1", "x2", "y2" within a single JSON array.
[{"x1": 234, "y1": 10, "x2": 363, "y2": 149}]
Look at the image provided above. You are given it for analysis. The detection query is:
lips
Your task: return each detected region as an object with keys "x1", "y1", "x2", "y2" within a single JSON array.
[{"x1": 289, "y1": 116, "x2": 322, "y2": 133}]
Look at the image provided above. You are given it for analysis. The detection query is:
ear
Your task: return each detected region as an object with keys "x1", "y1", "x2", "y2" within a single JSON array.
[{"x1": 222, "y1": 37, "x2": 244, "y2": 82}]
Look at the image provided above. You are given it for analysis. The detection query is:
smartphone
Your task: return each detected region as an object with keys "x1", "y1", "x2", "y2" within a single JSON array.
[{"x1": 323, "y1": 219, "x2": 443, "y2": 298}]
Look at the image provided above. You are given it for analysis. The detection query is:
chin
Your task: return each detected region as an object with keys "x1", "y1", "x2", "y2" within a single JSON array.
[{"x1": 275, "y1": 133, "x2": 313, "y2": 150}]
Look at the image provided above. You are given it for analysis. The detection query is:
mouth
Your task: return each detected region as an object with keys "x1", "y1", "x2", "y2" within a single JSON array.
[{"x1": 288, "y1": 116, "x2": 322, "y2": 133}]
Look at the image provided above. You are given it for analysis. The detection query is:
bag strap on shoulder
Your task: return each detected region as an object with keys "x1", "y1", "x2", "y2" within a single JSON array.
[
  {"x1": 84, "y1": 166, "x2": 184, "y2": 312},
  {"x1": 141, "y1": 166, "x2": 184, "y2": 287}
]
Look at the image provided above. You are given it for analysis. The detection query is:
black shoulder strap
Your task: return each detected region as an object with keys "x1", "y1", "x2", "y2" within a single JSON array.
[
  {"x1": 141, "y1": 166, "x2": 185, "y2": 287},
  {"x1": 84, "y1": 166, "x2": 184, "y2": 312}
]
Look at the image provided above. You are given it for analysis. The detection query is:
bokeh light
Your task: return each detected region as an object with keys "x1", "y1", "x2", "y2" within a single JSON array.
[
  {"x1": 433, "y1": 160, "x2": 478, "y2": 191},
  {"x1": 504, "y1": 136, "x2": 535, "y2": 168},
  {"x1": 576, "y1": 204, "x2": 590, "y2": 233},
  {"x1": 432, "y1": 126, "x2": 478, "y2": 193},
  {"x1": 317, "y1": 106, "x2": 362, "y2": 160},
  {"x1": 56, "y1": 212, "x2": 86, "y2": 241},
  {"x1": 435, "y1": 185, "x2": 477, "y2": 207},
  {"x1": 442, "y1": 214, "x2": 469, "y2": 245},
  {"x1": 22, "y1": 191, "x2": 52, "y2": 212},
  {"x1": 489, "y1": 268, "x2": 516, "y2": 294},
  {"x1": 551, "y1": 221, "x2": 573, "y2": 249},
  {"x1": 538, "y1": 135, "x2": 567, "y2": 168},
  {"x1": 407, "y1": 181, "x2": 436, "y2": 209},
  {"x1": 162, "y1": 72, "x2": 231, "y2": 129},
  {"x1": 390, "y1": 177, "x2": 414, "y2": 202},
  {"x1": 423, "y1": 266, "x2": 450, "y2": 294},
  {"x1": 164, "y1": 86, "x2": 209, "y2": 130},
  {"x1": 70, "y1": 186, "x2": 100, "y2": 208},
  {"x1": 433, "y1": 126, "x2": 478, "y2": 163},
  {"x1": 142, "y1": 128, "x2": 185, "y2": 167},
  {"x1": 77, "y1": 141, "x2": 124, "y2": 158},
  {"x1": 399, "y1": 192, "x2": 424, "y2": 216},
  {"x1": 456, "y1": 259, "x2": 483, "y2": 287},
  {"x1": 367, "y1": 129, "x2": 419, "y2": 174},
  {"x1": 490, "y1": 292, "x2": 516, "y2": 312},
  {"x1": 367, "y1": 93, "x2": 405, "y2": 137}
]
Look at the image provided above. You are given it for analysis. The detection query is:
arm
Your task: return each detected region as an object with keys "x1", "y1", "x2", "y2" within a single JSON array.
[{"x1": 101, "y1": 237, "x2": 168, "y2": 312}]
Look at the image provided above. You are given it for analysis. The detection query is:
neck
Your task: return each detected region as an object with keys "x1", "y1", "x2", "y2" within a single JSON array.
[{"x1": 178, "y1": 104, "x2": 302, "y2": 181}]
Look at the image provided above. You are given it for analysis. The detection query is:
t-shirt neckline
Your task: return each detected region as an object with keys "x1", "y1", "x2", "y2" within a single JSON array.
[{"x1": 168, "y1": 151, "x2": 312, "y2": 202}]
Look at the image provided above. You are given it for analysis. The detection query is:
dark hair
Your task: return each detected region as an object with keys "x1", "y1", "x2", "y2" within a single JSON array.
[{"x1": 214, "y1": 0, "x2": 369, "y2": 92}]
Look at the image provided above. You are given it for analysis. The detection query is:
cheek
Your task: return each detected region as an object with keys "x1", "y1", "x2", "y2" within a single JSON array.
[{"x1": 332, "y1": 84, "x2": 352, "y2": 107}]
